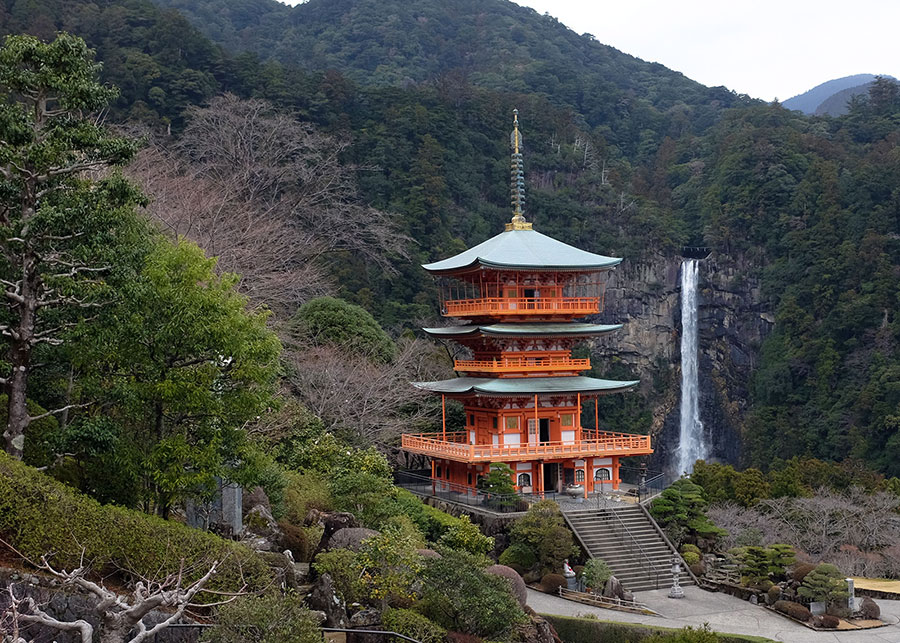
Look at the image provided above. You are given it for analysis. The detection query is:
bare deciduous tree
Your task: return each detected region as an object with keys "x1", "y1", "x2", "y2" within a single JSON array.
[
  {"x1": 129, "y1": 94, "x2": 410, "y2": 316},
  {"x1": 285, "y1": 337, "x2": 446, "y2": 445},
  {"x1": 0, "y1": 547, "x2": 241, "y2": 643}
]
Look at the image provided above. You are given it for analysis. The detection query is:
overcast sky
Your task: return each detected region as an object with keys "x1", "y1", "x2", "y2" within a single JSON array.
[{"x1": 278, "y1": 0, "x2": 899, "y2": 101}]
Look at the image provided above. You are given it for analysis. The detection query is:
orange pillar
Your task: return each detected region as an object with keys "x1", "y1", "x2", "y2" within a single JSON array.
[
  {"x1": 431, "y1": 459, "x2": 436, "y2": 495},
  {"x1": 534, "y1": 394, "x2": 539, "y2": 442},
  {"x1": 441, "y1": 394, "x2": 446, "y2": 440},
  {"x1": 577, "y1": 393, "x2": 581, "y2": 431},
  {"x1": 594, "y1": 398, "x2": 599, "y2": 433}
]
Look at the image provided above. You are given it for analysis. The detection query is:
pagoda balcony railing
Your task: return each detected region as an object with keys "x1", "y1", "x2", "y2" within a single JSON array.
[
  {"x1": 442, "y1": 296, "x2": 600, "y2": 317},
  {"x1": 401, "y1": 429, "x2": 652, "y2": 463},
  {"x1": 454, "y1": 356, "x2": 591, "y2": 374}
]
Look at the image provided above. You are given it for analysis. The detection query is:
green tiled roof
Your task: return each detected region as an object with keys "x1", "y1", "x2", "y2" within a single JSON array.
[
  {"x1": 422, "y1": 323, "x2": 622, "y2": 338},
  {"x1": 412, "y1": 376, "x2": 639, "y2": 397},
  {"x1": 422, "y1": 229, "x2": 622, "y2": 273}
]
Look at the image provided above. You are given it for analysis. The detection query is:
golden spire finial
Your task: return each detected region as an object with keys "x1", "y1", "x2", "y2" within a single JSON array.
[{"x1": 506, "y1": 108, "x2": 532, "y2": 231}]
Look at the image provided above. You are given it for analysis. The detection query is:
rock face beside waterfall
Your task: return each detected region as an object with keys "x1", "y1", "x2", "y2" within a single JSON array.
[{"x1": 594, "y1": 251, "x2": 772, "y2": 472}]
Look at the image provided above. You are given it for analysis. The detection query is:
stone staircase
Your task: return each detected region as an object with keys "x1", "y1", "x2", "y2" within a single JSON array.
[{"x1": 565, "y1": 504, "x2": 694, "y2": 593}]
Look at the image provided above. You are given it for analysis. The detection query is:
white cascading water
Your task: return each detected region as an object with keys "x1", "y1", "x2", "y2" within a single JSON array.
[{"x1": 678, "y1": 258, "x2": 706, "y2": 475}]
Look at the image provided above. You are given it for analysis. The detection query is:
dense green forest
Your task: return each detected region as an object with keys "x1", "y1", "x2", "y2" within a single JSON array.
[{"x1": 0, "y1": 0, "x2": 898, "y2": 481}]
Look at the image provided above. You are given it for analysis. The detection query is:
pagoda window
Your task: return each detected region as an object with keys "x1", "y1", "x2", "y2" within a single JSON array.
[
  {"x1": 575, "y1": 470, "x2": 585, "y2": 483},
  {"x1": 492, "y1": 417, "x2": 498, "y2": 429},
  {"x1": 517, "y1": 473, "x2": 531, "y2": 487},
  {"x1": 595, "y1": 468, "x2": 611, "y2": 481},
  {"x1": 467, "y1": 472, "x2": 473, "y2": 485},
  {"x1": 468, "y1": 414, "x2": 475, "y2": 425},
  {"x1": 561, "y1": 414, "x2": 574, "y2": 427},
  {"x1": 436, "y1": 465, "x2": 442, "y2": 478},
  {"x1": 505, "y1": 416, "x2": 519, "y2": 430}
]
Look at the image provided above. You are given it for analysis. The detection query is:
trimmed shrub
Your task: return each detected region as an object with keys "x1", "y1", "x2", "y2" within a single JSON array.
[
  {"x1": 766, "y1": 585, "x2": 782, "y2": 605},
  {"x1": 485, "y1": 564, "x2": 527, "y2": 607},
  {"x1": 789, "y1": 562, "x2": 816, "y2": 582},
  {"x1": 509, "y1": 500, "x2": 576, "y2": 574},
  {"x1": 681, "y1": 550, "x2": 700, "y2": 565},
  {"x1": 420, "y1": 549, "x2": 526, "y2": 639},
  {"x1": 499, "y1": 543, "x2": 537, "y2": 570},
  {"x1": 201, "y1": 592, "x2": 320, "y2": 643},
  {"x1": 774, "y1": 600, "x2": 812, "y2": 622},
  {"x1": 0, "y1": 454, "x2": 271, "y2": 595},
  {"x1": 798, "y1": 564, "x2": 848, "y2": 603},
  {"x1": 540, "y1": 573, "x2": 567, "y2": 593},
  {"x1": 382, "y1": 608, "x2": 446, "y2": 643},
  {"x1": 818, "y1": 614, "x2": 840, "y2": 629},
  {"x1": 278, "y1": 522, "x2": 312, "y2": 562},
  {"x1": 680, "y1": 544, "x2": 701, "y2": 556},
  {"x1": 282, "y1": 471, "x2": 332, "y2": 525}
]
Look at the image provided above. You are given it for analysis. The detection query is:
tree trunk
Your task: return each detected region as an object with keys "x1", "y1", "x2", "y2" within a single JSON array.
[{"x1": 4, "y1": 254, "x2": 38, "y2": 459}]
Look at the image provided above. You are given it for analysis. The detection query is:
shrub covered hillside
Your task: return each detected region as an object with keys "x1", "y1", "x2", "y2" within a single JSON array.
[{"x1": 0, "y1": 453, "x2": 273, "y2": 595}]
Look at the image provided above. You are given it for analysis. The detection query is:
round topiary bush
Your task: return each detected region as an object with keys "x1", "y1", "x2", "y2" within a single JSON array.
[
  {"x1": 789, "y1": 562, "x2": 816, "y2": 583},
  {"x1": 540, "y1": 573, "x2": 567, "y2": 593},
  {"x1": 819, "y1": 614, "x2": 840, "y2": 629},
  {"x1": 499, "y1": 542, "x2": 537, "y2": 570},
  {"x1": 774, "y1": 600, "x2": 812, "y2": 622},
  {"x1": 681, "y1": 550, "x2": 700, "y2": 565},
  {"x1": 485, "y1": 564, "x2": 528, "y2": 607},
  {"x1": 767, "y1": 584, "x2": 782, "y2": 605},
  {"x1": 680, "y1": 544, "x2": 701, "y2": 556}
]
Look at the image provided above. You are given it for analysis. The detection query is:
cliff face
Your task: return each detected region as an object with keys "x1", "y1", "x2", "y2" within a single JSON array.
[{"x1": 593, "y1": 251, "x2": 773, "y2": 474}]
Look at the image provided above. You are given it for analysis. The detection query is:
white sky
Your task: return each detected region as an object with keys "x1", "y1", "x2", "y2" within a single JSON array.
[{"x1": 278, "y1": 0, "x2": 899, "y2": 101}]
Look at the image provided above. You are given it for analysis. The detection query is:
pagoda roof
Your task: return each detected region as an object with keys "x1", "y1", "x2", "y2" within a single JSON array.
[
  {"x1": 422, "y1": 229, "x2": 622, "y2": 274},
  {"x1": 412, "y1": 376, "x2": 638, "y2": 397},
  {"x1": 422, "y1": 322, "x2": 622, "y2": 339}
]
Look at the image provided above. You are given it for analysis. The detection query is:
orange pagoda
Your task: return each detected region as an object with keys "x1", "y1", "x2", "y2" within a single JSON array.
[{"x1": 401, "y1": 111, "x2": 652, "y2": 499}]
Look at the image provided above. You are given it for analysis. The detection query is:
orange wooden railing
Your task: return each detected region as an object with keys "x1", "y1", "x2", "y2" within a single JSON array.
[
  {"x1": 443, "y1": 296, "x2": 600, "y2": 317},
  {"x1": 401, "y1": 430, "x2": 652, "y2": 462},
  {"x1": 454, "y1": 356, "x2": 591, "y2": 374}
]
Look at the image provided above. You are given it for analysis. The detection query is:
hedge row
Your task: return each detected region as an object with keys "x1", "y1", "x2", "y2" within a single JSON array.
[
  {"x1": 542, "y1": 614, "x2": 777, "y2": 643},
  {"x1": 0, "y1": 454, "x2": 273, "y2": 595}
]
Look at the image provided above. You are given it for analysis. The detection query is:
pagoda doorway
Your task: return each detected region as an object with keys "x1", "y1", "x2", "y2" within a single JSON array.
[
  {"x1": 542, "y1": 463, "x2": 560, "y2": 494},
  {"x1": 539, "y1": 418, "x2": 550, "y2": 443}
]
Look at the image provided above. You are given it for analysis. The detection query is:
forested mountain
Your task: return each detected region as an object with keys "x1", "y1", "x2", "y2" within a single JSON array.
[{"x1": 1, "y1": 0, "x2": 899, "y2": 480}]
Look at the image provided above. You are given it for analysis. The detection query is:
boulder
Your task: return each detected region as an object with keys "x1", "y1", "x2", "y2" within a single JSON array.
[
  {"x1": 257, "y1": 550, "x2": 299, "y2": 589},
  {"x1": 241, "y1": 504, "x2": 281, "y2": 552},
  {"x1": 307, "y1": 573, "x2": 348, "y2": 628},
  {"x1": 516, "y1": 614, "x2": 562, "y2": 643},
  {"x1": 328, "y1": 528, "x2": 379, "y2": 552},
  {"x1": 485, "y1": 564, "x2": 527, "y2": 607},
  {"x1": 858, "y1": 596, "x2": 880, "y2": 620},
  {"x1": 242, "y1": 486, "x2": 271, "y2": 514},
  {"x1": 350, "y1": 608, "x2": 381, "y2": 628},
  {"x1": 416, "y1": 548, "x2": 441, "y2": 559},
  {"x1": 602, "y1": 576, "x2": 626, "y2": 601}
]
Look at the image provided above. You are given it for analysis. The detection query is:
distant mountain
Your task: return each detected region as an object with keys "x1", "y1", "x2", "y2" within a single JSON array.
[
  {"x1": 150, "y1": 0, "x2": 752, "y2": 130},
  {"x1": 814, "y1": 82, "x2": 873, "y2": 116},
  {"x1": 783, "y1": 74, "x2": 879, "y2": 114}
]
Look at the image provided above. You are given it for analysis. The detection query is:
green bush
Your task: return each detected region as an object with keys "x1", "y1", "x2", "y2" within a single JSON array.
[
  {"x1": 773, "y1": 600, "x2": 811, "y2": 622},
  {"x1": 680, "y1": 544, "x2": 701, "y2": 556},
  {"x1": 543, "y1": 614, "x2": 775, "y2": 642},
  {"x1": 581, "y1": 558, "x2": 612, "y2": 592},
  {"x1": 283, "y1": 471, "x2": 333, "y2": 525},
  {"x1": 312, "y1": 548, "x2": 363, "y2": 603},
  {"x1": 681, "y1": 551, "x2": 700, "y2": 565},
  {"x1": 499, "y1": 543, "x2": 537, "y2": 570},
  {"x1": 0, "y1": 454, "x2": 272, "y2": 595},
  {"x1": 201, "y1": 592, "x2": 322, "y2": 643},
  {"x1": 766, "y1": 585, "x2": 781, "y2": 605},
  {"x1": 382, "y1": 608, "x2": 446, "y2": 643},
  {"x1": 798, "y1": 564, "x2": 848, "y2": 604},
  {"x1": 419, "y1": 549, "x2": 526, "y2": 639},
  {"x1": 509, "y1": 500, "x2": 576, "y2": 574},
  {"x1": 438, "y1": 514, "x2": 493, "y2": 555}
]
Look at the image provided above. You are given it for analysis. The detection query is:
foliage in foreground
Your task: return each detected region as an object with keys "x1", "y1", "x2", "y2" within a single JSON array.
[
  {"x1": 508, "y1": 500, "x2": 577, "y2": 575},
  {"x1": 0, "y1": 453, "x2": 273, "y2": 594},
  {"x1": 201, "y1": 593, "x2": 322, "y2": 643}
]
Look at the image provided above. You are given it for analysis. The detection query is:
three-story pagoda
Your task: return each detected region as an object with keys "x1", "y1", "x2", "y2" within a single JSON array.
[{"x1": 401, "y1": 111, "x2": 652, "y2": 498}]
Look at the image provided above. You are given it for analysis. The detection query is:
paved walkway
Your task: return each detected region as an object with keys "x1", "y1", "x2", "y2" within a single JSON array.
[{"x1": 527, "y1": 587, "x2": 900, "y2": 642}]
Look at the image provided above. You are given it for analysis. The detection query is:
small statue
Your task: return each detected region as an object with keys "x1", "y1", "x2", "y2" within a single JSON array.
[{"x1": 563, "y1": 559, "x2": 575, "y2": 577}]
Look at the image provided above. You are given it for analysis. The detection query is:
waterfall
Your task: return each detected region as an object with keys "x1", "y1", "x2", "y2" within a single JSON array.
[{"x1": 678, "y1": 258, "x2": 705, "y2": 475}]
